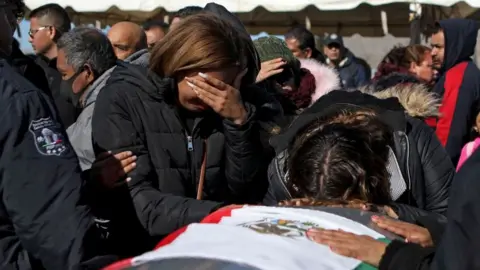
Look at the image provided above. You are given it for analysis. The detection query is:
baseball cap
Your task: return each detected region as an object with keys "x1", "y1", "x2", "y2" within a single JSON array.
[{"x1": 324, "y1": 33, "x2": 344, "y2": 47}]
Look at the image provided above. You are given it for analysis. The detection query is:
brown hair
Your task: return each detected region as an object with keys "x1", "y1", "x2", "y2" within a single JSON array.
[
  {"x1": 287, "y1": 108, "x2": 392, "y2": 205},
  {"x1": 149, "y1": 13, "x2": 248, "y2": 82},
  {"x1": 402, "y1": 44, "x2": 431, "y2": 68}
]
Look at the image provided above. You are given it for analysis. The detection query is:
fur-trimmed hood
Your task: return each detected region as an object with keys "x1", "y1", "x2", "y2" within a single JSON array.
[
  {"x1": 299, "y1": 58, "x2": 340, "y2": 104},
  {"x1": 359, "y1": 83, "x2": 440, "y2": 118}
]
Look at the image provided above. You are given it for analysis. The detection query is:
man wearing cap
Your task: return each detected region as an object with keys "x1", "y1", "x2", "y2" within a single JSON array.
[{"x1": 323, "y1": 33, "x2": 369, "y2": 88}]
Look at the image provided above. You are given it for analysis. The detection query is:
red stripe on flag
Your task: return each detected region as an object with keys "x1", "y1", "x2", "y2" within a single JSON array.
[
  {"x1": 155, "y1": 226, "x2": 188, "y2": 249},
  {"x1": 201, "y1": 207, "x2": 239, "y2": 223},
  {"x1": 102, "y1": 258, "x2": 133, "y2": 270}
]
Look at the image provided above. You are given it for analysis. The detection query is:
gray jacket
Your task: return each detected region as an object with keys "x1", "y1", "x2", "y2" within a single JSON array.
[
  {"x1": 67, "y1": 50, "x2": 149, "y2": 171},
  {"x1": 66, "y1": 65, "x2": 117, "y2": 171},
  {"x1": 124, "y1": 49, "x2": 149, "y2": 67}
]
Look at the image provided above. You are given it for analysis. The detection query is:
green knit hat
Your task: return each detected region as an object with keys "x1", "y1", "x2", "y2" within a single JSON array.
[{"x1": 253, "y1": 36, "x2": 300, "y2": 72}]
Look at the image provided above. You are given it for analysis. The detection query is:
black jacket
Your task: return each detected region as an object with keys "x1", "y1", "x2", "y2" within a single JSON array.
[
  {"x1": 432, "y1": 19, "x2": 480, "y2": 165},
  {"x1": 380, "y1": 142, "x2": 480, "y2": 270},
  {"x1": 264, "y1": 88, "x2": 453, "y2": 223},
  {"x1": 35, "y1": 55, "x2": 79, "y2": 128},
  {"x1": 10, "y1": 40, "x2": 50, "y2": 95},
  {"x1": 0, "y1": 58, "x2": 115, "y2": 269},
  {"x1": 92, "y1": 62, "x2": 266, "y2": 239}
]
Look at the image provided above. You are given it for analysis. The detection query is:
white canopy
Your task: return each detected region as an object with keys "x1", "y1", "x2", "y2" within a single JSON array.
[
  {"x1": 24, "y1": 0, "x2": 480, "y2": 13},
  {"x1": 24, "y1": 0, "x2": 479, "y2": 36}
]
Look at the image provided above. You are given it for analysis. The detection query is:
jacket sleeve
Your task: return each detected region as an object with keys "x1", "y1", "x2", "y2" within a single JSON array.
[
  {"x1": 390, "y1": 203, "x2": 447, "y2": 224},
  {"x1": 92, "y1": 83, "x2": 223, "y2": 237},
  {"x1": 222, "y1": 103, "x2": 262, "y2": 198},
  {"x1": 412, "y1": 118, "x2": 454, "y2": 216},
  {"x1": 379, "y1": 241, "x2": 434, "y2": 270},
  {"x1": 353, "y1": 62, "x2": 369, "y2": 87},
  {"x1": 0, "y1": 89, "x2": 115, "y2": 269}
]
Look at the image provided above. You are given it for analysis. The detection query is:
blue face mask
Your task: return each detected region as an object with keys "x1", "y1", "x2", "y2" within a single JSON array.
[{"x1": 59, "y1": 70, "x2": 85, "y2": 108}]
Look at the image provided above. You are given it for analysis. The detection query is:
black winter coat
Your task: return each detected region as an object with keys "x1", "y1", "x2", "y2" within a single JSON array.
[
  {"x1": 264, "y1": 90, "x2": 453, "y2": 223},
  {"x1": 92, "y1": 62, "x2": 268, "y2": 239},
  {"x1": 0, "y1": 58, "x2": 115, "y2": 269},
  {"x1": 380, "y1": 141, "x2": 480, "y2": 270}
]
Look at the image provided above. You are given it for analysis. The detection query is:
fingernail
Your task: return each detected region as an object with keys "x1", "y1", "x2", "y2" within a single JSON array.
[
  {"x1": 372, "y1": 215, "x2": 379, "y2": 220},
  {"x1": 131, "y1": 162, "x2": 136, "y2": 167},
  {"x1": 198, "y1": 72, "x2": 208, "y2": 78},
  {"x1": 126, "y1": 177, "x2": 132, "y2": 182},
  {"x1": 186, "y1": 81, "x2": 195, "y2": 88},
  {"x1": 127, "y1": 151, "x2": 133, "y2": 155},
  {"x1": 132, "y1": 156, "x2": 137, "y2": 160},
  {"x1": 107, "y1": 150, "x2": 112, "y2": 154}
]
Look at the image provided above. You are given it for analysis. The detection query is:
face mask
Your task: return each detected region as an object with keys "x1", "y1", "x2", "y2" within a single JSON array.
[{"x1": 60, "y1": 70, "x2": 85, "y2": 108}]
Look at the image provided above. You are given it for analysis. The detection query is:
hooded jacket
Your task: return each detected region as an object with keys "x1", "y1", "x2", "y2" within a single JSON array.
[
  {"x1": 264, "y1": 85, "x2": 453, "y2": 223},
  {"x1": 299, "y1": 58, "x2": 340, "y2": 104},
  {"x1": 67, "y1": 64, "x2": 118, "y2": 171},
  {"x1": 432, "y1": 19, "x2": 480, "y2": 165},
  {"x1": 327, "y1": 48, "x2": 369, "y2": 88},
  {"x1": 124, "y1": 49, "x2": 149, "y2": 67}
]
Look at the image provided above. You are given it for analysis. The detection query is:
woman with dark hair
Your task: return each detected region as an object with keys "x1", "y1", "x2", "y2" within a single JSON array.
[
  {"x1": 92, "y1": 12, "x2": 281, "y2": 249},
  {"x1": 265, "y1": 88, "x2": 454, "y2": 224},
  {"x1": 285, "y1": 112, "x2": 393, "y2": 207}
]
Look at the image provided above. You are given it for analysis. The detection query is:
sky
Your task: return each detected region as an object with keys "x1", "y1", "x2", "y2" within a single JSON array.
[{"x1": 15, "y1": 20, "x2": 273, "y2": 54}]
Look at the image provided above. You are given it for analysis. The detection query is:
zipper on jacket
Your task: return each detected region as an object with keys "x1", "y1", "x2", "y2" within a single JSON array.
[
  {"x1": 397, "y1": 131, "x2": 412, "y2": 205},
  {"x1": 402, "y1": 132, "x2": 412, "y2": 205},
  {"x1": 187, "y1": 135, "x2": 194, "y2": 151}
]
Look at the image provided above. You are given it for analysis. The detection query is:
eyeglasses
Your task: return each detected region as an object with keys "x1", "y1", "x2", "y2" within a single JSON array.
[{"x1": 29, "y1": 26, "x2": 51, "y2": 38}]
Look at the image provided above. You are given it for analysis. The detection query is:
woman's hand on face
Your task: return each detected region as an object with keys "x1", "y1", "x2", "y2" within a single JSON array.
[
  {"x1": 91, "y1": 151, "x2": 137, "y2": 189},
  {"x1": 307, "y1": 228, "x2": 387, "y2": 267},
  {"x1": 256, "y1": 58, "x2": 285, "y2": 83},
  {"x1": 371, "y1": 215, "x2": 433, "y2": 247},
  {"x1": 185, "y1": 69, "x2": 248, "y2": 126}
]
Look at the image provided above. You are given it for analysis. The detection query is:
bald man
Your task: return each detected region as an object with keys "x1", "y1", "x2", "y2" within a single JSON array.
[{"x1": 107, "y1": 22, "x2": 148, "y2": 60}]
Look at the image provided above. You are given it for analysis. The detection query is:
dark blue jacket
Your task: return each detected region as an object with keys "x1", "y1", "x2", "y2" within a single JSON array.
[
  {"x1": 0, "y1": 58, "x2": 115, "y2": 269},
  {"x1": 332, "y1": 49, "x2": 369, "y2": 88},
  {"x1": 432, "y1": 19, "x2": 480, "y2": 165}
]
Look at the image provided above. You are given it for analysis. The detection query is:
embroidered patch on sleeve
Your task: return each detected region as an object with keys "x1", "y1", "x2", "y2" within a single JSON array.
[{"x1": 29, "y1": 117, "x2": 68, "y2": 156}]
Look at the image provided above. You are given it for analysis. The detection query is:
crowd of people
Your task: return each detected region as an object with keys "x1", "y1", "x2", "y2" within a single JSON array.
[{"x1": 1, "y1": 0, "x2": 480, "y2": 269}]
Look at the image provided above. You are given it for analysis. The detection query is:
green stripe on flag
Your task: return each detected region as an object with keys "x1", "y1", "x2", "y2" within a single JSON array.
[{"x1": 354, "y1": 238, "x2": 391, "y2": 270}]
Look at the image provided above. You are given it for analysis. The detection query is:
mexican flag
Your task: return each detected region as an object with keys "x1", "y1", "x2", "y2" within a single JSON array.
[{"x1": 105, "y1": 206, "x2": 390, "y2": 270}]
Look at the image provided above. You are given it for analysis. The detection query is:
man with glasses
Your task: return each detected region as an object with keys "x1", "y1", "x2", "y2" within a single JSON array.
[
  {"x1": 29, "y1": 3, "x2": 79, "y2": 128},
  {"x1": 0, "y1": 1, "x2": 119, "y2": 268}
]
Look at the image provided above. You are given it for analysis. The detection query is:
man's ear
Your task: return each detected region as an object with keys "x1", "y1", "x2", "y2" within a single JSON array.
[
  {"x1": 48, "y1": 26, "x2": 57, "y2": 40},
  {"x1": 83, "y1": 64, "x2": 96, "y2": 84},
  {"x1": 304, "y1": 48, "x2": 313, "y2": 58}
]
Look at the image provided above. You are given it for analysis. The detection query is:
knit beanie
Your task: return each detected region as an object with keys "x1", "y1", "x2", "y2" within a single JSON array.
[{"x1": 253, "y1": 36, "x2": 300, "y2": 72}]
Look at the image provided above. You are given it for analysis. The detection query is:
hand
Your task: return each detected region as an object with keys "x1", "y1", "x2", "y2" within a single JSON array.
[
  {"x1": 307, "y1": 228, "x2": 387, "y2": 267},
  {"x1": 91, "y1": 151, "x2": 137, "y2": 188},
  {"x1": 186, "y1": 69, "x2": 248, "y2": 125},
  {"x1": 372, "y1": 215, "x2": 433, "y2": 247},
  {"x1": 256, "y1": 58, "x2": 285, "y2": 83},
  {"x1": 363, "y1": 204, "x2": 399, "y2": 219}
]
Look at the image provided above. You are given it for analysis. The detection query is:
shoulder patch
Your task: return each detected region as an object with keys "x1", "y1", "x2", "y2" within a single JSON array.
[{"x1": 29, "y1": 117, "x2": 68, "y2": 156}]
